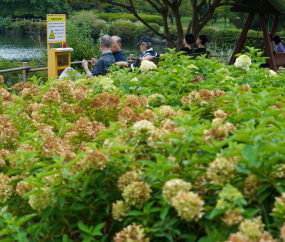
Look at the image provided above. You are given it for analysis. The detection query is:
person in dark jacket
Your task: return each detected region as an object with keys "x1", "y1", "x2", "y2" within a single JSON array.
[
  {"x1": 194, "y1": 35, "x2": 208, "y2": 53},
  {"x1": 59, "y1": 35, "x2": 115, "y2": 80},
  {"x1": 178, "y1": 34, "x2": 195, "y2": 54},
  {"x1": 130, "y1": 36, "x2": 160, "y2": 71},
  {"x1": 111, "y1": 36, "x2": 128, "y2": 67}
]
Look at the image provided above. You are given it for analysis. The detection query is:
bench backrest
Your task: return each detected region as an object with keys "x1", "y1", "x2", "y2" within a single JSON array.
[
  {"x1": 184, "y1": 51, "x2": 210, "y2": 59},
  {"x1": 274, "y1": 52, "x2": 285, "y2": 66}
]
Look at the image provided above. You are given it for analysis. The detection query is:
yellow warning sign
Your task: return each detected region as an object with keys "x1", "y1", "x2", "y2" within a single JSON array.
[
  {"x1": 47, "y1": 14, "x2": 66, "y2": 43},
  {"x1": 48, "y1": 17, "x2": 65, "y2": 22},
  {"x1": 49, "y1": 30, "x2": 55, "y2": 39}
]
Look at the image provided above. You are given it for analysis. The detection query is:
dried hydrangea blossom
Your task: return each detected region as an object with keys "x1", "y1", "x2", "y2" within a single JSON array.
[
  {"x1": 207, "y1": 157, "x2": 237, "y2": 186},
  {"x1": 240, "y1": 84, "x2": 251, "y2": 92},
  {"x1": 148, "y1": 128, "x2": 171, "y2": 147},
  {"x1": 118, "y1": 170, "x2": 144, "y2": 191},
  {"x1": 122, "y1": 181, "x2": 152, "y2": 209},
  {"x1": 133, "y1": 120, "x2": 155, "y2": 137},
  {"x1": 83, "y1": 150, "x2": 109, "y2": 170},
  {"x1": 106, "y1": 94, "x2": 122, "y2": 111},
  {"x1": 172, "y1": 191, "x2": 204, "y2": 222},
  {"x1": 0, "y1": 173, "x2": 13, "y2": 200},
  {"x1": 141, "y1": 109, "x2": 157, "y2": 123},
  {"x1": 158, "y1": 105, "x2": 177, "y2": 119},
  {"x1": 181, "y1": 96, "x2": 191, "y2": 108},
  {"x1": 72, "y1": 88, "x2": 86, "y2": 102},
  {"x1": 90, "y1": 98, "x2": 104, "y2": 110},
  {"x1": 239, "y1": 217, "x2": 264, "y2": 241},
  {"x1": 22, "y1": 85, "x2": 41, "y2": 98},
  {"x1": 258, "y1": 232, "x2": 277, "y2": 242},
  {"x1": 199, "y1": 89, "x2": 214, "y2": 101},
  {"x1": 0, "y1": 86, "x2": 11, "y2": 101},
  {"x1": 13, "y1": 81, "x2": 24, "y2": 90},
  {"x1": 52, "y1": 80, "x2": 75, "y2": 101},
  {"x1": 114, "y1": 223, "x2": 150, "y2": 242},
  {"x1": 234, "y1": 54, "x2": 251, "y2": 72},
  {"x1": 73, "y1": 105, "x2": 85, "y2": 115},
  {"x1": 28, "y1": 187, "x2": 54, "y2": 211},
  {"x1": 99, "y1": 77, "x2": 116, "y2": 92},
  {"x1": 140, "y1": 60, "x2": 157, "y2": 73},
  {"x1": 222, "y1": 209, "x2": 243, "y2": 226},
  {"x1": 42, "y1": 88, "x2": 61, "y2": 104},
  {"x1": 138, "y1": 95, "x2": 148, "y2": 108},
  {"x1": 162, "y1": 178, "x2": 191, "y2": 205},
  {"x1": 225, "y1": 232, "x2": 253, "y2": 242},
  {"x1": 271, "y1": 164, "x2": 285, "y2": 178},
  {"x1": 61, "y1": 102, "x2": 74, "y2": 116},
  {"x1": 188, "y1": 91, "x2": 204, "y2": 105},
  {"x1": 0, "y1": 121, "x2": 19, "y2": 144},
  {"x1": 190, "y1": 75, "x2": 204, "y2": 84},
  {"x1": 112, "y1": 200, "x2": 130, "y2": 221},
  {"x1": 214, "y1": 109, "x2": 227, "y2": 120},
  {"x1": 0, "y1": 75, "x2": 4, "y2": 83},
  {"x1": 43, "y1": 135, "x2": 67, "y2": 157},
  {"x1": 16, "y1": 181, "x2": 35, "y2": 197},
  {"x1": 126, "y1": 95, "x2": 141, "y2": 109},
  {"x1": 273, "y1": 192, "x2": 285, "y2": 214},
  {"x1": 147, "y1": 93, "x2": 166, "y2": 104},
  {"x1": 203, "y1": 122, "x2": 236, "y2": 143},
  {"x1": 213, "y1": 89, "x2": 226, "y2": 99},
  {"x1": 244, "y1": 175, "x2": 262, "y2": 201}
]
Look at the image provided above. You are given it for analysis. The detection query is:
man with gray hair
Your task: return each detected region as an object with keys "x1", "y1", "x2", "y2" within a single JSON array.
[
  {"x1": 130, "y1": 36, "x2": 160, "y2": 71},
  {"x1": 59, "y1": 35, "x2": 115, "y2": 80},
  {"x1": 82, "y1": 35, "x2": 115, "y2": 77}
]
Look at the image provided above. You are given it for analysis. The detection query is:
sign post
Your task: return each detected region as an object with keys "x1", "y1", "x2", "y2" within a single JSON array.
[{"x1": 47, "y1": 14, "x2": 73, "y2": 78}]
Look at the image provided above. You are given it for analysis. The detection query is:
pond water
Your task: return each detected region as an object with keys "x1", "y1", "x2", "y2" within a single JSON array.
[{"x1": 0, "y1": 33, "x2": 166, "y2": 62}]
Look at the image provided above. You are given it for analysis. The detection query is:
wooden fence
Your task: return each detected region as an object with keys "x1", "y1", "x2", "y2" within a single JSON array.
[
  {"x1": 0, "y1": 17, "x2": 46, "y2": 22},
  {"x1": 0, "y1": 54, "x2": 136, "y2": 83}
]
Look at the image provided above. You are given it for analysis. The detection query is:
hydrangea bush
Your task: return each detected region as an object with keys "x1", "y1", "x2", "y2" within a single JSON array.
[{"x1": 1, "y1": 47, "x2": 285, "y2": 241}]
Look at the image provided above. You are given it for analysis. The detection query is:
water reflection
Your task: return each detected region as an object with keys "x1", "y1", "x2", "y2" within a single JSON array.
[
  {"x1": 0, "y1": 33, "x2": 47, "y2": 61},
  {"x1": 0, "y1": 33, "x2": 166, "y2": 62}
]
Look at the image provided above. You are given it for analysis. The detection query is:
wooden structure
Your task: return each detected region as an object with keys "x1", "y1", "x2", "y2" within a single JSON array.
[{"x1": 229, "y1": 0, "x2": 285, "y2": 71}]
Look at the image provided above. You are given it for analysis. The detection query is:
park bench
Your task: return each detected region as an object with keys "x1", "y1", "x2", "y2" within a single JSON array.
[
  {"x1": 101, "y1": 51, "x2": 210, "y2": 76},
  {"x1": 266, "y1": 52, "x2": 285, "y2": 69}
]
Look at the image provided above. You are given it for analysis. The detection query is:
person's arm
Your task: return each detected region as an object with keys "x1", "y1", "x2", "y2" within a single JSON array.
[
  {"x1": 140, "y1": 55, "x2": 152, "y2": 60},
  {"x1": 116, "y1": 61, "x2": 128, "y2": 67},
  {"x1": 82, "y1": 59, "x2": 93, "y2": 78}
]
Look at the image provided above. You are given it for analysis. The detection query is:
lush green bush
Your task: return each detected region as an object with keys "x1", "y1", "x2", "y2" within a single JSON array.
[
  {"x1": 109, "y1": 21, "x2": 138, "y2": 40},
  {"x1": 134, "y1": 23, "x2": 160, "y2": 38},
  {"x1": 199, "y1": 27, "x2": 216, "y2": 42},
  {"x1": 70, "y1": 10, "x2": 106, "y2": 39},
  {"x1": 1, "y1": 47, "x2": 285, "y2": 242},
  {"x1": 0, "y1": 16, "x2": 11, "y2": 31},
  {"x1": 63, "y1": 19, "x2": 97, "y2": 61},
  {"x1": 29, "y1": 22, "x2": 47, "y2": 36},
  {"x1": 96, "y1": 12, "x2": 163, "y2": 25},
  {"x1": 10, "y1": 20, "x2": 32, "y2": 34}
]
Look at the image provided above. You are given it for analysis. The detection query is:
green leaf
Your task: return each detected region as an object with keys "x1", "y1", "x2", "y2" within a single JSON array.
[
  {"x1": 128, "y1": 211, "x2": 144, "y2": 216},
  {"x1": 16, "y1": 214, "x2": 37, "y2": 227},
  {"x1": 242, "y1": 144, "x2": 259, "y2": 168},
  {"x1": 40, "y1": 207, "x2": 54, "y2": 222},
  {"x1": 62, "y1": 234, "x2": 68, "y2": 242},
  {"x1": 78, "y1": 221, "x2": 91, "y2": 234},
  {"x1": 160, "y1": 205, "x2": 170, "y2": 221}
]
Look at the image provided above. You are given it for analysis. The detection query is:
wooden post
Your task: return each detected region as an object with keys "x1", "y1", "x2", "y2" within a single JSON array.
[
  {"x1": 229, "y1": 12, "x2": 255, "y2": 65},
  {"x1": 260, "y1": 14, "x2": 277, "y2": 72},
  {"x1": 270, "y1": 15, "x2": 279, "y2": 36},
  {"x1": 31, "y1": 18, "x2": 33, "y2": 23},
  {"x1": 130, "y1": 54, "x2": 134, "y2": 60},
  {"x1": 39, "y1": 18, "x2": 41, "y2": 22},
  {"x1": 23, "y1": 62, "x2": 29, "y2": 83}
]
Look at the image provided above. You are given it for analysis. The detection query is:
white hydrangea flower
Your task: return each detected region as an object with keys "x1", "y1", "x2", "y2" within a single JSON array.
[
  {"x1": 133, "y1": 120, "x2": 155, "y2": 137},
  {"x1": 130, "y1": 77, "x2": 139, "y2": 82},
  {"x1": 187, "y1": 64, "x2": 198, "y2": 69},
  {"x1": 140, "y1": 60, "x2": 157, "y2": 73},
  {"x1": 269, "y1": 70, "x2": 277, "y2": 77},
  {"x1": 234, "y1": 54, "x2": 251, "y2": 72}
]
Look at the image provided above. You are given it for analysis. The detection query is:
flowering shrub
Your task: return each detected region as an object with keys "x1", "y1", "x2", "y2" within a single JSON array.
[{"x1": 0, "y1": 47, "x2": 285, "y2": 241}]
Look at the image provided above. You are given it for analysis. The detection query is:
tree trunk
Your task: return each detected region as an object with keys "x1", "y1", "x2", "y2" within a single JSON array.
[
  {"x1": 173, "y1": 6, "x2": 184, "y2": 49},
  {"x1": 162, "y1": 12, "x2": 173, "y2": 48},
  {"x1": 169, "y1": 13, "x2": 174, "y2": 26},
  {"x1": 224, "y1": 17, "x2": 226, "y2": 29}
]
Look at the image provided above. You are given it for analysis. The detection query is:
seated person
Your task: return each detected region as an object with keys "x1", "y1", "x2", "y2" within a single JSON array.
[
  {"x1": 111, "y1": 35, "x2": 128, "y2": 67},
  {"x1": 273, "y1": 35, "x2": 285, "y2": 52},
  {"x1": 59, "y1": 35, "x2": 115, "y2": 80},
  {"x1": 194, "y1": 35, "x2": 208, "y2": 53},
  {"x1": 131, "y1": 36, "x2": 160, "y2": 70},
  {"x1": 178, "y1": 34, "x2": 195, "y2": 54}
]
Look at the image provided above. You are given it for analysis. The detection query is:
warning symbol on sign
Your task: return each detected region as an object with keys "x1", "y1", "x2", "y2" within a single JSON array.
[{"x1": 49, "y1": 30, "x2": 55, "y2": 39}]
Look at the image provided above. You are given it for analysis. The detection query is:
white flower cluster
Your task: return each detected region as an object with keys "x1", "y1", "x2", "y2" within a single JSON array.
[
  {"x1": 234, "y1": 54, "x2": 251, "y2": 72},
  {"x1": 172, "y1": 191, "x2": 204, "y2": 222},
  {"x1": 99, "y1": 77, "x2": 116, "y2": 92},
  {"x1": 140, "y1": 60, "x2": 157, "y2": 73},
  {"x1": 133, "y1": 120, "x2": 155, "y2": 137},
  {"x1": 28, "y1": 187, "x2": 55, "y2": 211},
  {"x1": 112, "y1": 200, "x2": 130, "y2": 221},
  {"x1": 147, "y1": 93, "x2": 166, "y2": 104},
  {"x1": 162, "y1": 178, "x2": 191, "y2": 204}
]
